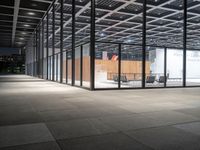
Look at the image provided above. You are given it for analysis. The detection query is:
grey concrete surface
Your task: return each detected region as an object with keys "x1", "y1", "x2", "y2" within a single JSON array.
[{"x1": 0, "y1": 75, "x2": 200, "y2": 150}]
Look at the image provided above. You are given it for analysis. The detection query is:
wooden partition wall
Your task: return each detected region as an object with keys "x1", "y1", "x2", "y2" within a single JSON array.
[
  {"x1": 95, "y1": 59, "x2": 150, "y2": 80},
  {"x1": 62, "y1": 57, "x2": 150, "y2": 83},
  {"x1": 62, "y1": 57, "x2": 90, "y2": 82}
]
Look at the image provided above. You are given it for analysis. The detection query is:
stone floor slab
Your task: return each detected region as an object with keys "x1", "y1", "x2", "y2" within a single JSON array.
[{"x1": 0, "y1": 123, "x2": 55, "y2": 148}]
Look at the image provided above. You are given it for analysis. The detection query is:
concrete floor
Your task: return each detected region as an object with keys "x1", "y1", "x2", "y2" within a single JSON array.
[{"x1": 0, "y1": 75, "x2": 200, "y2": 150}]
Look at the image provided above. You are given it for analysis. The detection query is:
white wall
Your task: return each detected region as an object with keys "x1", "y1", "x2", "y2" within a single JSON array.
[
  {"x1": 151, "y1": 48, "x2": 200, "y2": 79},
  {"x1": 186, "y1": 50, "x2": 200, "y2": 79}
]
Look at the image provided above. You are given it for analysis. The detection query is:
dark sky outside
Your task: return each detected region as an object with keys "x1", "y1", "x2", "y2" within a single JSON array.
[{"x1": 0, "y1": 48, "x2": 20, "y2": 56}]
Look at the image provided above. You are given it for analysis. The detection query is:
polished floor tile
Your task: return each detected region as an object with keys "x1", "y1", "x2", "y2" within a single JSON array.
[
  {"x1": 46, "y1": 118, "x2": 117, "y2": 140},
  {"x1": 0, "y1": 123, "x2": 55, "y2": 148},
  {"x1": 58, "y1": 133, "x2": 152, "y2": 150},
  {"x1": 125, "y1": 126, "x2": 200, "y2": 150}
]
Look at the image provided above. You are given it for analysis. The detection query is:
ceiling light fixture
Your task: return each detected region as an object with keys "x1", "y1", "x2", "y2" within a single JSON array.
[
  {"x1": 100, "y1": 32, "x2": 105, "y2": 37},
  {"x1": 28, "y1": 12, "x2": 35, "y2": 15},
  {"x1": 24, "y1": 24, "x2": 30, "y2": 27},
  {"x1": 19, "y1": 37, "x2": 24, "y2": 40}
]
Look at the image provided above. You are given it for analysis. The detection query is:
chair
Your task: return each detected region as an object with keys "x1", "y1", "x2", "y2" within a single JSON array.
[
  {"x1": 158, "y1": 76, "x2": 166, "y2": 83},
  {"x1": 113, "y1": 75, "x2": 118, "y2": 82},
  {"x1": 113, "y1": 75, "x2": 128, "y2": 82},
  {"x1": 121, "y1": 75, "x2": 128, "y2": 82},
  {"x1": 146, "y1": 76, "x2": 156, "y2": 83}
]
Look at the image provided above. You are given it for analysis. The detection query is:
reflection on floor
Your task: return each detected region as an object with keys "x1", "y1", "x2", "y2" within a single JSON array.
[{"x1": 1, "y1": 75, "x2": 200, "y2": 150}]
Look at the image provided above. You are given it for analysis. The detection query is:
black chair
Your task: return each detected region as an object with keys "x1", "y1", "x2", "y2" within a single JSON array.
[
  {"x1": 146, "y1": 76, "x2": 156, "y2": 83},
  {"x1": 121, "y1": 75, "x2": 128, "y2": 82},
  {"x1": 113, "y1": 75, "x2": 118, "y2": 82},
  {"x1": 113, "y1": 75, "x2": 128, "y2": 82},
  {"x1": 158, "y1": 76, "x2": 166, "y2": 83}
]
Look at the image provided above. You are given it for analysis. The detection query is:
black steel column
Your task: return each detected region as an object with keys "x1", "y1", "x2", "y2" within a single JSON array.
[
  {"x1": 35, "y1": 29, "x2": 38, "y2": 77},
  {"x1": 142, "y1": 0, "x2": 147, "y2": 88},
  {"x1": 46, "y1": 14, "x2": 49, "y2": 80},
  {"x1": 80, "y1": 45, "x2": 83, "y2": 86},
  {"x1": 34, "y1": 32, "x2": 36, "y2": 76},
  {"x1": 60, "y1": 0, "x2": 63, "y2": 83},
  {"x1": 42, "y1": 21, "x2": 44, "y2": 79},
  {"x1": 118, "y1": 44, "x2": 121, "y2": 88},
  {"x1": 164, "y1": 47, "x2": 167, "y2": 87},
  {"x1": 183, "y1": 0, "x2": 187, "y2": 87},
  {"x1": 72, "y1": 0, "x2": 75, "y2": 86},
  {"x1": 90, "y1": 0, "x2": 95, "y2": 90},
  {"x1": 52, "y1": 3, "x2": 55, "y2": 81},
  {"x1": 38, "y1": 27, "x2": 41, "y2": 78}
]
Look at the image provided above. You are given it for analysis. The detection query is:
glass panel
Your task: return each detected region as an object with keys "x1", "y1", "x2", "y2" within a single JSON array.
[
  {"x1": 186, "y1": 0, "x2": 200, "y2": 86},
  {"x1": 75, "y1": 0, "x2": 91, "y2": 46},
  {"x1": 48, "y1": 56, "x2": 51, "y2": 79},
  {"x1": 166, "y1": 48, "x2": 183, "y2": 86},
  {"x1": 54, "y1": 54, "x2": 57, "y2": 81},
  {"x1": 145, "y1": 47, "x2": 164, "y2": 87},
  {"x1": 67, "y1": 51, "x2": 72, "y2": 84},
  {"x1": 146, "y1": 0, "x2": 184, "y2": 87},
  {"x1": 48, "y1": 9, "x2": 53, "y2": 80},
  {"x1": 95, "y1": 42, "x2": 119, "y2": 88},
  {"x1": 75, "y1": 0, "x2": 91, "y2": 87},
  {"x1": 95, "y1": 0, "x2": 143, "y2": 89},
  {"x1": 82, "y1": 43, "x2": 90, "y2": 88},
  {"x1": 58, "y1": 53, "x2": 61, "y2": 82},
  {"x1": 63, "y1": 0, "x2": 72, "y2": 84},
  {"x1": 121, "y1": 44, "x2": 142, "y2": 88},
  {"x1": 186, "y1": 50, "x2": 200, "y2": 86},
  {"x1": 62, "y1": 51, "x2": 66, "y2": 83},
  {"x1": 75, "y1": 46, "x2": 81, "y2": 85},
  {"x1": 54, "y1": 2, "x2": 61, "y2": 82}
]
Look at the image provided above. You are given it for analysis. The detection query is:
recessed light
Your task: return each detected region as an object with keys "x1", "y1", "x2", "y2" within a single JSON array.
[
  {"x1": 27, "y1": 12, "x2": 35, "y2": 15},
  {"x1": 22, "y1": 32, "x2": 26, "y2": 35},
  {"x1": 24, "y1": 24, "x2": 30, "y2": 27},
  {"x1": 19, "y1": 37, "x2": 24, "y2": 40},
  {"x1": 109, "y1": 4, "x2": 112, "y2": 7},
  {"x1": 100, "y1": 32, "x2": 105, "y2": 37}
]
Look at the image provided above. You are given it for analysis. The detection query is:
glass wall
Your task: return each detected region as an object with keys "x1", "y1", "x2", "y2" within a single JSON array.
[
  {"x1": 95, "y1": 0, "x2": 143, "y2": 89},
  {"x1": 26, "y1": 0, "x2": 200, "y2": 90},
  {"x1": 62, "y1": 0, "x2": 72, "y2": 84},
  {"x1": 95, "y1": 42, "x2": 119, "y2": 88},
  {"x1": 48, "y1": 10, "x2": 53, "y2": 80},
  {"x1": 145, "y1": 47, "x2": 164, "y2": 87},
  {"x1": 75, "y1": 46, "x2": 81, "y2": 86},
  {"x1": 62, "y1": 51, "x2": 66, "y2": 83},
  {"x1": 186, "y1": 0, "x2": 200, "y2": 86},
  {"x1": 74, "y1": 0, "x2": 91, "y2": 88},
  {"x1": 145, "y1": 0, "x2": 184, "y2": 87},
  {"x1": 67, "y1": 51, "x2": 72, "y2": 84},
  {"x1": 82, "y1": 43, "x2": 90, "y2": 87},
  {"x1": 54, "y1": 2, "x2": 61, "y2": 82},
  {"x1": 121, "y1": 45, "x2": 142, "y2": 88},
  {"x1": 166, "y1": 48, "x2": 183, "y2": 86}
]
